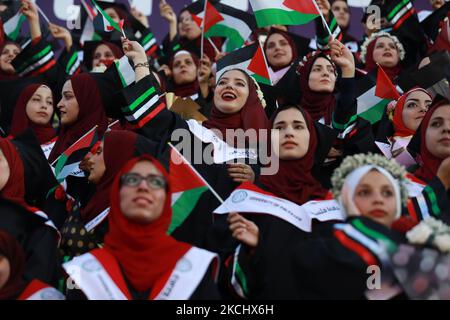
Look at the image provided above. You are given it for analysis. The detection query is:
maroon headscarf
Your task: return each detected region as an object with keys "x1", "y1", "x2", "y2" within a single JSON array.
[
  {"x1": 90, "y1": 41, "x2": 123, "y2": 69},
  {"x1": 297, "y1": 51, "x2": 337, "y2": 123},
  {"x1": 414, "y1": 100, "x2": 450, "y2": 182},
  {"x1": 168, "y1": 50, "x2": 200, "y2": 98},
  {"x1": 104, "y1": 155, "x2": 191, "y2": 293},
  {"x1": 0, "y1": 138, "x2": 27, "y2": 207},
  {"x1": 263, "y1": 29, "x2": 298, "y2": 71},
  {"x1": 0, "y1": 230, "x2": 26, "y2": 300},
  {"x1": 0, "y1": 41, "x2": 20, "y2": 80},
  {"x1": 10, "y1": 84, "x2": 56, "y2": 144},
  {"x1": 80, "y1": 130, "x2": 138, "y2": 222},
  {"x1": 203, "y1": 69, "x2": 269, "y2": 144},
  {"x1": 48, "y1": 73, "x2": 109, "y2": 163},
  {"x1": 363, "y1": 35, "x2": 402, "y2": 81},
  {"x1": 259, "y1": 105, "x2": 328, "y2": 205}
]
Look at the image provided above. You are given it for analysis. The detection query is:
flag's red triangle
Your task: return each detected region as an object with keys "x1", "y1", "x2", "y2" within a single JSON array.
[
  {"x1": 248, "y1": 45, "x2": 270, "y2": 81},
  {"x1": 191, "y1": 13, "x2": 203, "y2": 28},
  {"x1": 169, "y1": 148, "x2": 207, "y2": 193},
  {"x1": 203, "y1": 0, "x2": 224, "y2": 33},
  {"x1": 375, "y1": 65, "x2": 401, "y2": 100},
  {"x1": 283, "y1": 0, "x2": 320, "y2": 15}
]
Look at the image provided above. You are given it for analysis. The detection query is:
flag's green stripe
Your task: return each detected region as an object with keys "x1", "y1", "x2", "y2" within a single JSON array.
[
  {"x1": 352, "y1": 219, "x2": 397, "y2": 253},
  {"x1": 122, "y1": 86, "x2": 156, "y2": 112},
  {"x1": 206, "y1": 24, "x2": 245, "y2": 52},
  {"x1": 54, "y1": 154, "x2": 68, "y2": 177},
  {"x1": 16, "y1": 45, "x2": 52, "y2": 73},
  {"x1": 332, "y1": 114, "x2": 357, "y2": 130},
  {"x1": 358, "y1": 99, "x2": 390, "y2": 124},
  {"x1": 115, "y1": 60, "x2": 128, "y2": 88},
  {"x1": 329, "y1": 17, "x2": 337, "y2": 32},
  {"x1": 168, "y1": 186, "x2": 208, "y2": 234},
  {"x1": 92, "y1": 0, "x2": 121, "y2": 31},
  {"x1": 424, "y1": 186, "x2": 440, "y2": 216},
  {"x1": 251, "y1": 73, "x2": 271, "y2": 86},
  {"x1": 172, "y1": 43, "x2": 181, "y2": 52},
  {"x1": 387, "y1": 0, "x2": 410, "y2": 20},
  {"x1": 254, "y1": 8, "x2": 318, "y2": 27},
  {"x1": 141, "y1": 32, "x2": 154, "y2": 46},
  {"x1": 66, "y1": 51, "x2": 78, "y2": 74},
  {"x1": 7, "y1": 14, "x2": 26, "y2": 41},
  {"x1": 235, "y1": 261, "x2": 249, "y2": 296}
]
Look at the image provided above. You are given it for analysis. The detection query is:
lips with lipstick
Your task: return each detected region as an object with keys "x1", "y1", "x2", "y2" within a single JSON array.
[
  {"x1": 36, "y1": 111, "x2": 49, "y2": 118},
  {"x1": 133, "y1": 196, "x2": 154, "y2": 206},
  {"x1": 438, "y1": 137, "x2": 450, "y2": 146},
  {"x1": 221, "y1": 91, "x2": 237, "y2": 102},
  {"x1": 369, "y1": 209, "x2": 387, "y2": 218},
  {"x1": 282, "y1": 140, "x2": 298, "y2": 149}
]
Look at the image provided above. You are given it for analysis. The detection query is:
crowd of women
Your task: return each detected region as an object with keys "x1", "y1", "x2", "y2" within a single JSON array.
[{"x1": 1, "y1": 0, "x2": 450, "y2": 300}]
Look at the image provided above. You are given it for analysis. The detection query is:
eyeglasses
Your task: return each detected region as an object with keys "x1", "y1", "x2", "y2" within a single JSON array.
[{"x1": 120, "y1": 173, "x2": 166, "y2": 189}]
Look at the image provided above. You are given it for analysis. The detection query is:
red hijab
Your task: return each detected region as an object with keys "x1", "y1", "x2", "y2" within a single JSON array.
[
  {"x1": 48, "y1": 73, "x2": 109, "y2": 163},
  {"x1": 10, "y1": 84, "x2": 56, "y2": 144},
  {"x1": 0, "y1": 230, "x2": 26, "y2": 300},
  {"x1": 90, "y1": 41, "x2": 123, "y2": 69},
  {"x1": 0, "y1": 138, "x2": 26, "y2": 207},
  {"x1": 414, "y1": 100, "x2": 450, "y2": 182},
  {"x1": 80, "y1": 130, "x2": 138, "y2": 222},
  {"x1": 103, "y1": 155, "x2": 191, "y2": 293},
  {"x1": 0, "y1": 41, "x2": 20, "y2": 81},
  {"x1": 364, "y1": 35, "x2": 402, "y2": 81},
  {"x1": 263, "y1": 29, "x2": 298, "y2": 71},
  {"x1": 392, "y1": 87, "x2": 431, "y2": 138},
  {"x1": 168, "y1": 50, "x2": 200, "y2": 98},
  {"x1": 297, "y1": 51, "x2": 337, "y2": 123},
  {"x1": 203, "y1": 69, "x2": 269, "y2": 144},
  {"x1": 259, "y1": 105, "x2": 328, "y2": 205}
]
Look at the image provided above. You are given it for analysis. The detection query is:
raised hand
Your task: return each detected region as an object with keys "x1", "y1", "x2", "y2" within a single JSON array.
[
  {"x1": 227, "y1": 163, "x2": 255, "y2": 183},
  {"x1": 329, "y1": 38, "x2": 355, "y2": 78}
]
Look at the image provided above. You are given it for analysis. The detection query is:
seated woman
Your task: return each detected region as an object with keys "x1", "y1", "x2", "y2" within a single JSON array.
[
  {"x1": 60, "y1": 130, "x2": 158, "y2": 260},
  {"x1": 375, "y1": 87, "x2": 432, "y2": 163},
  {"x1": 166, "y1": 50, "x2": 213, "y2": 116},
  {"x1": 360, "y1": 32, "x2": 406, "y2": 81},
  {"x1": 229, "y1": 153, "x2": 410, "y2": 299},
  {"x1": 9, "y1": 84, "x2": 56, "y2": 157},
  {"x1": 0, "y1": 230, "x2": 64, "y2": 300},
  {"x1": 159, "y1": 1, "x2": 223, "y2": 63},
  {"x1": 63, "y1": 155, "x2": 221, "y2": 300}
]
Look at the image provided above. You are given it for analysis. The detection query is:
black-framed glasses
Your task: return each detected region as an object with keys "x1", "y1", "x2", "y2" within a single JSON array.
[{"x1": 120, "y1": 173, "x2": 166, "y2": 189}]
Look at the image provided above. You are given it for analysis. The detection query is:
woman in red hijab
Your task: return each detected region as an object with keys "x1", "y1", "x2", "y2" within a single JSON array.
[
  {"x1": 85, "y1": 41, "x2": 124, "y2": 72},
  {"x1": 412, "y1": 98, "x2": 450, "y2": 183},
  {"x1": 60, "y1": 130, "x2": 157, "y2": 259},
  {"x1": 9, "y1": 83, "x2": 56, "y2": 149},
  {"x1": 0, "y1": 230, "x2": 64, "y2": 300},
  {"x1": 297, "y1": 41, "x2": 356, "y2": 130},
  {"x1": 63, "y1": 155, "x2": 220, "y2": 300},
  {"x1": 360, "y1": 32, "x2": 406, "y2": 82},
  {"x1": 0, "y1": 41, "x2": 21, "y2": 80},
  {"x1": 48, "y1": 73, "x2": 109, "y2": 163},
  {"x1": 263, "y1": 29, "x2": 298, "y2": 83}
]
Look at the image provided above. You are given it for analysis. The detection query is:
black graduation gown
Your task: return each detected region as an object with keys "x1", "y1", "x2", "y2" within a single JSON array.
[{"x1": 0, "y1": 198, "x2": 61, "y2": 287}]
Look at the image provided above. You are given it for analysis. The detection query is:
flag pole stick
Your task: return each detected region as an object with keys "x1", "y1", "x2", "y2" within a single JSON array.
[
  {"x1": 200, "y1": 0, "x2": 207, "y2": 58},
  {"x1": 168, "y1": 142, "x2": 225, "y2": 204},
  {"x1": 36, "y1": 4, "x2": 51, "y2": 25},
  {"x1": 207, "y1": 37, "x2": 220, "y2": 54},
  {"x1": 312, "y1": 0, "x2": 333, "y2": 37},
  {"x1": 258, "y1": 41, "x2": 272, "y2": 85}
]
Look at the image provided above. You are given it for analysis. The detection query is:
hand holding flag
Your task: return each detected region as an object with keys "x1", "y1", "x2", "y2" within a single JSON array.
[{"x1": 91, "y1": 0, "x2": 126, "y2": 37}]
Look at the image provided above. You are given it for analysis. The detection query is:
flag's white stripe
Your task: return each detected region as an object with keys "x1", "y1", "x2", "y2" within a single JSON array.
[
  {"x1": 3, "y1": 12, "x2": 23, "y2": 36},
  {"x1": 357, "y1": 86, "x2": 382, "y2": 114},
  {"x1": 142, "y1": 37, "x2": 157, "y2": 51},
  {"x1": 125, "y1": 94, "x2": 160, "y2": 122},
  {"x1": 390, "y1": 2, "x2": 413, "y2": 24},
  {"x1": 249, "y1": 0, "x2": 294, "y2": 12},
  {"x1": 19, "y1": 51, "x2": 54, "y2": 76}
]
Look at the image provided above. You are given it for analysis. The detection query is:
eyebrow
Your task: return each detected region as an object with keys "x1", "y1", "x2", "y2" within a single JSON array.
[
  {"x1": 274, "y1": 120, "x2": 306, "y2": 126},
  {"x1": 62, "y1": 91, "x2": 73, "y2": 95}
]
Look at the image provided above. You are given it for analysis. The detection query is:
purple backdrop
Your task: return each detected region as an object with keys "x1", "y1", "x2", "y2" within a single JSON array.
[{"x1": 35, "y1": 0, "x2": 433, "y2": 46}]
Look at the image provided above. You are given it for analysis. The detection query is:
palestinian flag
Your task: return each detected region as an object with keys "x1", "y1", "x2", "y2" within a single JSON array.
[
  {"x1": 316, "y1": 11, "x2": 343, "y2": 49},
  {"x1": 385, "y1": 0, "x2": 416, "y2": 30},
  {"x1": 356, "y1": 70, "x2": 400, "y2": 124},
  {"x1": 79, "y1": 0, "x2": 101, "y2": 45},
  {"x1": 2, "y1": 10, "x2": 26, "y2": 41},
  {"x1": 187, "y1": 1, "x2": 257, "y2": 52},
  {"x1": 216, "y1": 43, "x2": 271, "y2": 86},
  {"x1": 91, "y1": 0, "x2": 124, "y2": 34},
  {"x1": 52, "y1": 127, "x2": 98, "y2": 182},
  {"x1": 375, "y1": 66, "x2": 401, "y2": 100},
  {"x1": 168, "y1": 144, "x2": 209, "y2": 234},
  {"x1": 65, "y1": 50, "x2": 83, "y2": 76},
  {"x1": 249, "y1": 0, "x2": 320, "y2": 28},
  {"x1": 114, "y1": 55, "x2": 135, "y2": 88}
]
